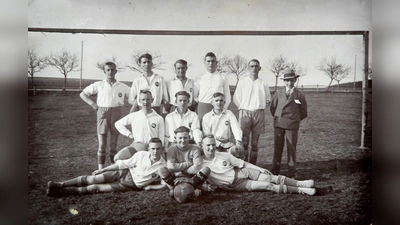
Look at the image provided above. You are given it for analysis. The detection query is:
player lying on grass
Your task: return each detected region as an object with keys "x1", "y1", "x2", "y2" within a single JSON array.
[
  {"x1": 200, "y1": 134, "x2": 316, "y2": 195},
  {"x1": 47, "y1": 138, "x2": 168, "y2": 197}
]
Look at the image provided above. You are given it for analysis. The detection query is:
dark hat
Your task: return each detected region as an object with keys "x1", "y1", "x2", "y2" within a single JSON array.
[{"x1": 281, "y1": 68, "x2": 300, "y2": 80}]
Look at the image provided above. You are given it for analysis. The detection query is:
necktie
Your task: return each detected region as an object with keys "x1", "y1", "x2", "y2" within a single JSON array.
[{"x1": 286, "y1": 90, "x2": 290, "y2": 99}]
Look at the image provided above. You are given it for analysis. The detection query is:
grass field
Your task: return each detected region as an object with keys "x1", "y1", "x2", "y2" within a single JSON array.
[{"x1": 28, "y1": 88, "x2": 372, "y2": 224}]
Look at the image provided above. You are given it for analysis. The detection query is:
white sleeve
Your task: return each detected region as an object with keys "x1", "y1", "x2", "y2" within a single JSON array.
[
  {"x1": 265, "y1": 82, "x2": 271, "y2": 103},
  {"x1": 233, "y1": 81, "x2": 242, "y2": 107},
  {"x1": 116, "y1": 152, "x2": 139, "y2": 169},
  {"x1": 228, "y1": 111, "x2": 242, "y2": 142},
  {"x1": 82, "y1": 82, "x2": 98, "y2": 96},
  {"x1": 128, "y1": 80, "x2": 137, "y2": 105},
  {"x1": 191, "y1": 114, "x2": 202, "y2": 143},
  {"x1": 115, "y1": 113, "x2": 134, "y2": 137},
  {"x1": 223, "y1": 75, "x2": 231, "y2": 108}
]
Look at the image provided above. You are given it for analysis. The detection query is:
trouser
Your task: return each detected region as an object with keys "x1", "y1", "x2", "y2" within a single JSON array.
[
  {"x1": 271, "y1": 127, "x2": 298, "y2": 176},
  {"x1": 197, "y1": 102, "x2": 213, "y2": 129}
]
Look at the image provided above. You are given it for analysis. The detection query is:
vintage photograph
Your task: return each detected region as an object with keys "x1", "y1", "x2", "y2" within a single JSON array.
[{"x1": 28, "y1": 0, "x2": 372, "y2": 224}]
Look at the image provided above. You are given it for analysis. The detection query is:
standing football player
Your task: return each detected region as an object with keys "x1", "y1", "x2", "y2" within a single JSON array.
[
  {"x1": 80, "y1": 62, "x2": 130, "y2": 169},
  {"x1": 233, "y1": 59, "x2": 271, "y2": 164}
]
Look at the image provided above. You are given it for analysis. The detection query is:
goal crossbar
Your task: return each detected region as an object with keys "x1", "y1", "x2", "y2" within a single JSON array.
[{"x1": 28, "y1": 27, "x2": 370, "y2": 149}]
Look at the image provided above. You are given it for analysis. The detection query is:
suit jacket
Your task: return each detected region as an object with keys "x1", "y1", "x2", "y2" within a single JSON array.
[{"x1": 270, "y1": 88, "x2": 307, "y2": 130}]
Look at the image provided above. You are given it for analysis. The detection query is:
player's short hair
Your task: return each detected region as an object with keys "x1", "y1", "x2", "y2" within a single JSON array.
[
  {"x1": 175, "y1": 90, "x2": 190, "y2": 99},
  {"x1": 212, "y1": 92, "x2": 225, "y2": 98},
  {"x1": 149, "y1": 137, "x2": 162, "y2": 145},
  {"x1": 174, "y1": 59, "x2": 188, "y2": 68},
  {"x1": 202, "y1": 134, "x2": 215, "y2": 140},
  {"x1": 174, "y1": 126, "x2": 190, "y2": 134},
  {"x1": 204, "y1": 52, "x2": 217, "y2": 60},
  {"x1": 139, "y1": 89, "x2": 153, "y2": 98},
  {"x1": 248, "y1": 59, "x2": 260, "y2": 66},
  {"x1": 138, "y1": 53, "x2": 152, "y2": 63},
  {"x1": 104, "y1": 61, "x2": 116, "y2": 68}
]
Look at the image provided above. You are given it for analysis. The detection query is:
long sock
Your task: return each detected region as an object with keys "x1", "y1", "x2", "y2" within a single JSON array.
[
  {"x1": 159, "y1": 167, "x2": 176, "y2": 189},
  {"x1": 63, "y1": 176, "x2": 88, "y2": 187},
  {"x1": 284, "y1": 177, "x2": 298, "y2": 187},
  {"x1": 77, "y1": 187, "x2": 88, "y2": 194},
  {"x1": 98, "y1": 155, "x2": 106, "y2": 165},
  {"x1": 249, "y1": 151, "x2": 258, "y2": 164},
  {"x1": 110, "y1": 154, "x2": 116, "y2": 164},
  {"x1": 286, "y1": 186, "x2": 300, "y2": 194},
  {"x1": 191, "y1": 167, "x2": 210, "y2": 189}
]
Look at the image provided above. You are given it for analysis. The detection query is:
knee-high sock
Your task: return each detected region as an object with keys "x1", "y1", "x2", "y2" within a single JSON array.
[
  {"x1": 63, "y1": 175, "x2": 88, "y2": 187},
  {"x1": 191, "y1": 167, "x2": 210, "y2": 189},
  {"x1": 159, "y1": 167, "x2": 176, "y2": 189}
]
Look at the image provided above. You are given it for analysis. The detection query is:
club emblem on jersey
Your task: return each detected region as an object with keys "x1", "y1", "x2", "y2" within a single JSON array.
[
  {"x1": 155, "y1": 82, "x2": 159, "y2": 87},
  {"x1": 152, "y1": 173, "x2": 157, "y2": 178},
  {"x1": 189, "y1": 122, "x2": 192, "y2": 128},
  {"x1": 190, "y1": 88, "x2": 193, "y2": 92},
  {"x1": 151, "y1": 123, "x2": 156, "y2": 128},
  {"x1": 118, "y1": 93, "x2": 122, "y2": 97},
  {"x1": 225, "y1": 121, "x2": 230, "y2": 126},
  {"x1": 222, "y1": 161, "x2": 227, "y2": 166},
  {"x1": 133, "y1": 164, "x2": 137, "y2": 168}
]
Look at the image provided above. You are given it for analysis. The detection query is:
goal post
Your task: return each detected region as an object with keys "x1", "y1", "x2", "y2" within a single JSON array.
[{"x1": 28, "y1": 27, "x2": 370, "y2": 148}]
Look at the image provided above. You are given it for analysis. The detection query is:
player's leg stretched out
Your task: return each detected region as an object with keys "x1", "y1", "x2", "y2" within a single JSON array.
[
  {"x1": 251, "y1": 173, "x2": 315, "y2": 195},
  {"x1": 47, "y1": 170, "x2": 136, "y2": 197}
]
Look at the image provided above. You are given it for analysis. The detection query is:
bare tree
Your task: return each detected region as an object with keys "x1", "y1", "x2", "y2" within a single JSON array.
[
  {"x1": 127, "y1": 50, "x2": 166, "y2": 73},
  {"x1": 28, "y1": 48, "x2": 47, "y2": 95},
  {"x1": 96, "y1": 56, "x2": 125, "y2": 72},
  {"x1": 268, "y1": 55, "x2": 287, "y2": 91},
  {"x1": 316, "y1": 56, "x2": 351, "y2": 91},
  {"x1": 46, "y1": 50, "x2": 79, "y2": 95},
  {"x1": 225, "y1": 55, "x2": 248, "y2": 87}
]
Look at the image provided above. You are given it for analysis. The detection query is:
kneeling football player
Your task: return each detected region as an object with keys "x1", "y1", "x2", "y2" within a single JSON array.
[
  {"x1": 47, "y1": 138, "x2": 167, "y2": 197},
  {"x1": 200, "y1": 134, "x2": 316, "y2": 195}
]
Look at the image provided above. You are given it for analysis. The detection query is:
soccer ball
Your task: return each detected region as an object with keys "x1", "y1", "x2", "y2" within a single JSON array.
[{"x1": 173, "y1": 183, "x2": 195, "y2": 203}]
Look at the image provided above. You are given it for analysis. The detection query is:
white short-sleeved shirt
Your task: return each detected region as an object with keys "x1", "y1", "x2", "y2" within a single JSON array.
[
  {"x1": 233, "y1": 76, "x2": 271, "y2": 111},
  {"x1": 116, "y1": 151, "x2": 166, "y2": 188},
  {"x1": 202, "y1": 109, "x2": 243, "y2": 146},
  {"x1": 202, "y1": 152, "x2": 244, "y2": 186},
  {"x1": 165, "y1": 109, "x2": 202, "y2": 143},
  {"x1": 82, "y1": 80, "x2": 130, "y2": 107},
  {"x1": 129, "y1": 73, "x2": 169, "y2": 107},
  {"x1": 167, "y1": 78, "x2": 198, "y2": 106},
  {"x1": 196, "y1": 72, "x2": 231, "y2": 108},
  {"x1": 115, "y1": 109, "x2": 165, "y2": 146}
]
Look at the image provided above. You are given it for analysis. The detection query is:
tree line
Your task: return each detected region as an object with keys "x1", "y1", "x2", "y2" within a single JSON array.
[{"x1": 28, "y1": 48, "x2": 370, "y2": 95}]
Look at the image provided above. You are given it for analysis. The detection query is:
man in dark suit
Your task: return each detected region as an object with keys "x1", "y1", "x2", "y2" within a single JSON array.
[{"x1": 270, "y1": 68, "x2": 307, "y2": 178}]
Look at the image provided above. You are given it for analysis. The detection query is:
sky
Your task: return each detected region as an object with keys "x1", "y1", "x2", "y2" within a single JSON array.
[{"x1": 28, "y1": 0, "x2": 372, "y2": 86}]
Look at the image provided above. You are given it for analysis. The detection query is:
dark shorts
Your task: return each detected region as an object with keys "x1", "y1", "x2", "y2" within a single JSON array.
[
  {"x1": 239, "y1": 109, "x2": 265, "y2": 135},
  {"x1": 197, "y1": 102, "x2": 213, "y2": 121},
  {"x1": 97, "y1": 107, "x2": 122, "y2": 135},
  {"x1": 107, "y1": 169, "x2": 141, "y2": 192},
  {"x1": 230, "y1": 167, "x2": 261, "y2": 191}
]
